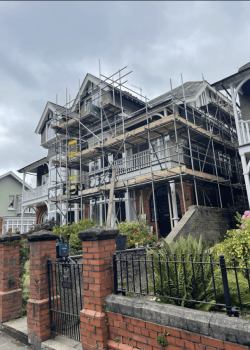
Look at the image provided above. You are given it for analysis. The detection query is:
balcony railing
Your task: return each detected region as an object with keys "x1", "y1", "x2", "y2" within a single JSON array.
[
  {"x1": 23, "y1": 184, "x2": 48, "y2": 202},
  {"x1": 239, "y1": 120, "x2": 250, "y2": 146},
  {"x1": 113, "y1": 146, "x2": 166, "y2": 175}
]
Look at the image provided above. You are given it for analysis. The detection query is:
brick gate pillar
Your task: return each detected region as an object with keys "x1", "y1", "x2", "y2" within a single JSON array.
[
  {"x1": 27, "y1": 229, "x2": 58, "y2": 348},
  {"x1": 78, "y1": 225, "x2": 119, "y2": 350},
  {"x1": 0, "y1": 232, "x2": 22, "y2": 326}
]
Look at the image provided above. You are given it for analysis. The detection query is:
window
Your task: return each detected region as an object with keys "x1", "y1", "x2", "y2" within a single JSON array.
[
  {"x1": 42, "y1": 174, "x2": 49, "y2": 186},
  {"x1": 218, "y1": 152, "x2": 232, "y2": 176},
  {"x1": 46, "y1": 113, "x2": 55, "y2": 140},
  {"x1": 17, "y1": 196, "x2": 22, "y2": 214},
  {"x1": 92, "y1": 91, "x2": 101, "y2": 106},
  {"x1": 91, "y1": 204, "x2": 100, "y2": 222},
  {"x1": 115, "y1": 201, "x2": 126, "y2": 222},
  {"x1": 91, "y1": 159, "x2": 100, "y2": 172},
  {"x1": 3, "y1": 218, "x2": 35, "y2": 234},
  {"x1": 85, "y1": 98, "x2": 91, "y2": 111},
  {"x1": 8, "y1": 195, "x2": 15, "y2": 210},
  {"x1": 89, "y1": 141, "x2": 99, "y2": 148},
  {"x1": 50, "y1": 168, "x2": 56, "y2": 186}
]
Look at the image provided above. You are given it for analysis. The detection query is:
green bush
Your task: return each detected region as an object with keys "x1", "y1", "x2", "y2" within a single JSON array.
[
  {"x1": 19, "y1": 239, "x2": 30, "y2": 316},
  {"x1": 147, "y1": 235, "x2": 250, "y2": 314},
  {"x1": 216, "y1": 212, "x2": 250, "y2": 267},
  {"x1": 53, "y1": 219, "x2": 97, "y2": 253},
  {"x1": 117, "y1": 219, "x2": 157, "y2": 249},
  {"x1": 147, "y1": 235, "x2": 214, "y2": 308}
]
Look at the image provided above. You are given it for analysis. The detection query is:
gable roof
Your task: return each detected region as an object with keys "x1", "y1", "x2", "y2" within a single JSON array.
[
  {"x1": 71, "y1": 73, "x2": 105, "y2": 112},
  {"x1": 0, "y1": 171, "x2": 32, "y2": 190},
  {"x1": 17, "y1": 157, "x2": 48, "y2": 174},
  {"x1": 35, "y1": 101, "x2": 68, "y2": 135},
  {"x1": 149, "y1": 81, "x2": 203, "y2": 107},
  {"x1": 212, "y1": 63, "x2": 250, "y2": 91}
]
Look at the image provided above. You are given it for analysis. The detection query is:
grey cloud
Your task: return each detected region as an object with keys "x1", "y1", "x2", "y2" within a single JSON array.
[{"x1": 0, "y1": 1, "x2": 250, "y2": 180}]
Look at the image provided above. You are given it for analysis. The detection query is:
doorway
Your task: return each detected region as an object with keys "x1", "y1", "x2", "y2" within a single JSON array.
[{"x1": 150, "y1": 185, "x2": 181, "y2": 238}]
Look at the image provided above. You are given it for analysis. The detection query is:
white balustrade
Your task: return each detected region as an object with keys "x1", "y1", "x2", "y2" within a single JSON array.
[
  {"x1": 239, "y1": 120, "x2": 250, "y2": 146},
  {"x1": 23, "y1": 184, "x2": 48, "y2": 202},
  {"x1": 114, "y1": 146, "x2": 165, "y2": 175}
]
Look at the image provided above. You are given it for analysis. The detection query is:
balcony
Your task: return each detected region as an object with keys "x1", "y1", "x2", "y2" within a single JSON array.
[
  {"x1": 239, "y1": 119, "x2": 250, "y2": 146},
  {"x1": 113, "y1": 146, "x2": 170, "y2": 175},
  {"x1": 23, "y1": 184, "x2": 48, "y2": 202}
]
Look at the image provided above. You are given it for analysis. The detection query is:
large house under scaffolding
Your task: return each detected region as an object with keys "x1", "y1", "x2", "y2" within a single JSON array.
[{"x1": 17, "y1": 70, "x2": 246, "y2": 237}]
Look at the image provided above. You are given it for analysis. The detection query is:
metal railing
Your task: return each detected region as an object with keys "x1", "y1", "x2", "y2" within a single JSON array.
[
  {"x1": 113, "y1": 252, "x2": 250, "y2": 317},
  {"x1": 23, "y1": 184, "x2": 48, "y2": 202},
  {"x1": 239, "y1": 119, "x2": 250, "y2": 145}
]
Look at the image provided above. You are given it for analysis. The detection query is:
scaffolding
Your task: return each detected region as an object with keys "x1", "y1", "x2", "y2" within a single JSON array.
[{"x1": 47, "y1": 65, "x2": 247, "y2": 232}]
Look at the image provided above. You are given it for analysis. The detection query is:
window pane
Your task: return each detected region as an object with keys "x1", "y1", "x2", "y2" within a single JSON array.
[{"x1": 8, "y1": 195, "x2": 15, "y2": 209}]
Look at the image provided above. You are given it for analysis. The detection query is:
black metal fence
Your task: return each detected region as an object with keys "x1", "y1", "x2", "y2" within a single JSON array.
[
  {"x1": 47, "y1": 259, "x2": 84, "y2": 341},
  {"x1": 113, "y1": 252, "x2": 250, "y2": 317}
]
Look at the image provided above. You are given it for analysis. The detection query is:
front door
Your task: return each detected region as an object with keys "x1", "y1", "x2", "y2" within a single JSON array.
[{"x1": 156, "y1": 187, "x2": 172, "y2": 238}]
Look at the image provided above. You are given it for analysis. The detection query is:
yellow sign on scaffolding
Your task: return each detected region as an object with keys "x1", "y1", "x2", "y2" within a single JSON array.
[
  {"x1": 69, "y1": 175, "x2": 77, "y2": 195},
  {"x1": 68, "y1": 140, "x2": 77, "y2": 158}
]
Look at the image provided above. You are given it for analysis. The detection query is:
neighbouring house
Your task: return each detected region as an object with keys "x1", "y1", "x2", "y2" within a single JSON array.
[
  {"x1": 0, "y1": 171, "x2": 36, "y2": 235},
  {"x1": 212, "y1": 61, "x2": 250, "y2": 206},
  {"x1": 17, "y1": 69, "x2": 246, "y2": 238}
]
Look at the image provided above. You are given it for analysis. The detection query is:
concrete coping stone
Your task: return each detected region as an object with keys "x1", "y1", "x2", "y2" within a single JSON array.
[
  {"x1": 78, "y1": 225, "x2": 119, "y2": 241},
  {"x1": 27, "y1": 229, "x2": 59, "y2": 242},
  {"x1": 105, "y1": 294, "x2": 250, "y2": 347},
  {"x1": 0, "y1": 232, "x2": 21, "y2": 243}
]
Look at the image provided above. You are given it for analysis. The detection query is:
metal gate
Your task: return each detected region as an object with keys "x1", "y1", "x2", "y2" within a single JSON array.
[{"x1": 47, "y1": 259, "x2": 84, "y2": 341}]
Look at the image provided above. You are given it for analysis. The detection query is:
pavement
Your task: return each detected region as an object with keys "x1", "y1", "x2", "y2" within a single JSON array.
[
  {"x1": 1, "y1": 317, "x2": 82, "y2": 350},
  {"x1": 0, "y1": 331, "x2": 29, "y2": 349}
]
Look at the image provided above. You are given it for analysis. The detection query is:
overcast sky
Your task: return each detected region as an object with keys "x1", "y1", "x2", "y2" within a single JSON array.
[{"x1": 0, "y1": 1, "x2": 250, "y2": 187}]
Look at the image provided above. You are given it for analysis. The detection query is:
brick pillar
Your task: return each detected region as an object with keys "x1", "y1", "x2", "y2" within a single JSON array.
[
  {"x1": 78, "y1": 225, "x2": 119, "y2": 350},
  {"x1": 0, "y1": 233, "x2": 22, "y2": 326},
  {"x1": 27, "y1": 229, "x2": 58, "y2": 348}
]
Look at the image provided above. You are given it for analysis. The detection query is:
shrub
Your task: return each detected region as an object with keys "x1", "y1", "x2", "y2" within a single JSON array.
[
  {"x1": 53, "y1": 219, "x2": 97, "y2": 253},
  {"x1": 19, "y1": 239, "x2": 30, "y2": 316},
  {"x1": 198, "y1": 268, "x2": 250, "y2": 313},
  {"x1": 117, "y1": 219, "x2": 157, "y2": 249},
  {"x1": 147, "y1": 234, "x2": 250, "y2": 314},
  {"x1": 216, "y1": 211, "x2": 250, "y2": 267},
  {"x1": 147, "y1": 235, "x2": 214, "y2": 308}
]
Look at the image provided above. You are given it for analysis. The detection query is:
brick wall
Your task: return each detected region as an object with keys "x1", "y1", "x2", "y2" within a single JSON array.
[
  {"x1": 79, "y1": 226, "x2": 119, "y2": 350},
  {"x1": 0, "y1": 236, "x2": 22, "y2": 324},
  {"x1": 27, "y1": 230, "x2": 58, "y2": 347},
  {"x1": 105, "y1": 295, "x2": 250, "y2": 350},
  {"x1": 107, "y1": 313, "x2": 248, "y2": 350}
]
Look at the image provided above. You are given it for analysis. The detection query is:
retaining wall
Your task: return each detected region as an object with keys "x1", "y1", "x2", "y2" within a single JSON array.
[
  {"x1": 166, "y1": 205, "x2": 233, "y2": 244},
  {"x1": 106, "y1": 294, "x2": 250, "y2": 350}
]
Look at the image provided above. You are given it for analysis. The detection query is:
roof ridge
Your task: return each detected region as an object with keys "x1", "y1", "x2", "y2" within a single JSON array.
[{"x1": 0, "y1": 171, "x2": 33, "y2": 190}]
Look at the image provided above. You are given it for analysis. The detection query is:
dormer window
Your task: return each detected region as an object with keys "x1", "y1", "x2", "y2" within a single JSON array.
[
  {"x1": 92, "y1": 90, "x2": 101, "y2": 106},
  {"x1": 46, "y1": 112, "x2": 56, "y2": 141}
]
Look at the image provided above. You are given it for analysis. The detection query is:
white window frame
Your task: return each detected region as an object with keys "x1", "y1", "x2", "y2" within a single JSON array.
[
  {"x1": 8, "y1": 195, "x2": 15, "y2": 211},
  {"x1": 42, "y1": 173, "x2": 49, "y2": 186},
  {"x1": 17, "y1": 196, "x2": 22, "y2": 214},
  {"x1": 46, "y1": 112, "x2": 56, "y2": 141}
]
